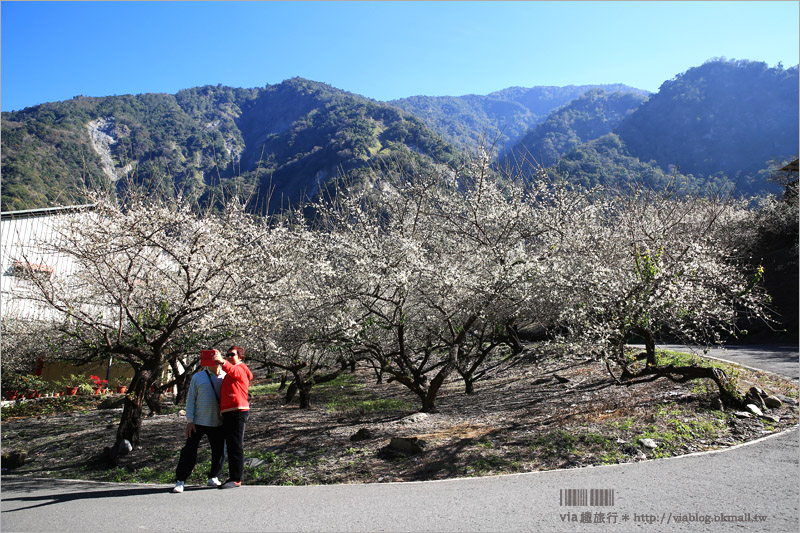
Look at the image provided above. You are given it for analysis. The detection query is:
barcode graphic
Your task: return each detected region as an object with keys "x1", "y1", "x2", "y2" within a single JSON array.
[
  {"x1": 560, "y1": 488, "x2": 615, "y2": 506},
  {"x1": 560, "y1": 489, "x2": 587, "y2": 506},
  {"x1": 590, "y1": 488, "x2": 614, "y2": 506}
]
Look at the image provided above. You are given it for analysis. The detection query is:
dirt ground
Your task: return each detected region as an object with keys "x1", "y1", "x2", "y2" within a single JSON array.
[{"x1": 2, "y1": 349, "x2": 798, "y2": 486}]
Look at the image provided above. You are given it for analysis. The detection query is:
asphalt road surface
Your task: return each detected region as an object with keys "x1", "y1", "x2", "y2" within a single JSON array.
[{"x1": 2, "y1": 345, "x2": 798, "y2": 533}]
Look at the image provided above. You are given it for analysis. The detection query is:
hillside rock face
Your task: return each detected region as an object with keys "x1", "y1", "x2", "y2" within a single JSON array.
[{"x1": 86, "y1": 117, "x2": 134, "y2": 182}]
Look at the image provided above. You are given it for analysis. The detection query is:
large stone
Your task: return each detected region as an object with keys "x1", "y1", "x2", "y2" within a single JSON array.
[
  {"x1": 760, "y1": 414, "x2": 780, "y2": 423},
  {"x1": 764, "y1": 396, "x2": 783, "y2": 409},
  {"x1": 350, "y1": 428, "x2": 374, "y2": 442},
  {"x1": 749, "y1": 386, "x2": 765, "y2": 398},
  {"x1": 733, "y1": 411, "x2": 752, "y2": 419},
  {"x1": 379, "y1": 437, "x2": 427, "y2": 458},
  {"x1": 1, "y1": 450, "x2": 27, "y2": 469},
  {"x1": 639, "y1": 438, "x2": 658, "y2": 449},
  {"x1": 775, "y1": 394, "x2": 798, "y2": 406},
  {"x1": 745, "y1": 404, "x2": 763, "y2": 417},
  {"x1": 117, "y1": 439, "x2": 133, "y2": 456},
  {"x1": 745, "y1": 391, "x2": 766, "y2": 410},
  {"x1": 395, "y1": 413, "x2": 429, "y2": 425},
  {"x1": 389, "y1": 437, "x2": 426, "y2": 454}
]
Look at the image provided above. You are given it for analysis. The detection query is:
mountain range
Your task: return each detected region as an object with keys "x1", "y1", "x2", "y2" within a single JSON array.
[{"x1": 1, "y1": 59, "x2": 797, "y2": 212}]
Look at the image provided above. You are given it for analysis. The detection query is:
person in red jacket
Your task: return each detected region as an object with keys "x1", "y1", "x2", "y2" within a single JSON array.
[{"x1": 212, "y1": 345, "x2": 253, "y2": 488}]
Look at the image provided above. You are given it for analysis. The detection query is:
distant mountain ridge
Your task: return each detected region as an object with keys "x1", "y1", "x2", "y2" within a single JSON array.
[
  {"x1": 2, "y1": 59, "x2": 797, "y2": 212},
  {"x1": 500, "y1": 89, "x2": 648, "y2": 167},
  {"x1": 615, "y1": 59, "x2": 799, "y2": 185},
  {"x1": 390, "y1": 83, "x2": 649, "y2": 149},
  {"x1": 506, "y1": 59, "x2": 799, "y2": 196}
]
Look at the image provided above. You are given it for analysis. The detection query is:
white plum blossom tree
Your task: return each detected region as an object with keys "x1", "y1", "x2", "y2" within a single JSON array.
[
  {"x1": 314, "y1": 150, "x2": 568, "y2": 411},
  {"x1": 16, "y1": 193, "x2": 272, "y2": 460},
  {"x1": 238, "y1": 214, "x2": 361, "y2": 408},
  {"x1": 559, "y1": 185, "x2": 771, "y2": 405}
]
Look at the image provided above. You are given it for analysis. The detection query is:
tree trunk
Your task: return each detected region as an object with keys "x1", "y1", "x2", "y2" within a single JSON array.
[
  {"x1": 623, "y1": 364, "x2": 744, "y2": 408},
  {"x1": 464, "y1": 378, "x2": 475, "y2": 395},
  {"x1": 171, "y1": 359, "x2": 194, "y2": 405},
  {"x1": 636, "y1": 327, "x2": 657, "y2": 366},
  {"x1": 374, "y1": 361, "x2": 388, "y2": 384},
  {"x1": 457, "y1": 368, "x2": 476, "y2": 394},
  {"x1": 174, "y1": 380, "x2": 189, "y2": 406},
  {"x1": 419, "y1": 362, "x2": 454, "y2": 413},
  {"x1": 145, "y1": 386, "x2": 163, "y2": 415},
  {"x1": 295, "y1": 370, "x2": 341, "y2": 409},
  {"x1": 298, "y1": 384, "x2": 312, "y2": 409},
  {"x1": 505, "y1": 323, "x2": 522, "y2": 354},
  {"x1": 110, "y1": 363, "x2": 159, "y2": 463},
  {"x1": 285, "y1": 381, "x2": 298, "y2": 404}
]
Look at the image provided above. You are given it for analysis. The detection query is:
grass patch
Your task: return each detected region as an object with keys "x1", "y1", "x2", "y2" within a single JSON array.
[
  {"x1": 325, "y1": 397, "x2": 414, "y2": 414},
  {"x1": 526, "y1": 429, "x2": 625, "y2": 468},
  {"x1": 317, "y1": 373, "x2": 414, "y2": 414},
  {"x1": 242, "y1": 449, "x2": 325, "y2": 486},
  {"x1": 628, "y1": 403, "x2": 728, "y2": 458},
  {"x1": 468, "y1": 455, "x2": 518, "y2": 476},
  {"x1": 529, "y1": 430, "x2": 578, "y2": 457},
  {"x1": 108, "y1": 466, "x2": 175, "y2": 484},
  {"x1": 316, "y1": 372, "x2": 361, "y2": 391},
  {"x1": 611, "y1": 417, "x2": 636, "y2": 431},
  {"x1": 249, "y1": 383, "x2": 282, "y2": 396}
]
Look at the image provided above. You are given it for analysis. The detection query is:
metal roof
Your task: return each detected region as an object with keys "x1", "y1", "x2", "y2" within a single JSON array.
[{"x1": 0, "y1": 204, "x2": 97, "y2": 220}]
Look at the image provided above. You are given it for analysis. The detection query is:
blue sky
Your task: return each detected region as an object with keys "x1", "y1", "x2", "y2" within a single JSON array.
[{"x1": 1, "y1": 1, "x2": 798, "y2": 112}]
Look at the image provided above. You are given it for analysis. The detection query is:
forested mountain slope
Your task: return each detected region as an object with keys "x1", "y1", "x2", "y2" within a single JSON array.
[
  {"x1": 614, "y1": 59, "x2": 798, "y2": 195},
  {"x1": 1, "y1": 78, "x2": 459, "y2": 212},
  {"x1": 2, "y1": 60, "x2": 796, "y2": 212},
  {"x1": 500, "y1": 89, "x2": 647, "y2": 166},
  {"x1": 518, "y1": 60, "x2": 798, "y2": 196}
]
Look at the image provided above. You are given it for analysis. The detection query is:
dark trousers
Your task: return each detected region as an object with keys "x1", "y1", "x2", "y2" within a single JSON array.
[
  {"x1": 175, "y1": 424, "x2": 225, "y2": 482},
  {"x1": 222, "y1": 410, "x2": 249, "y2": 482}
]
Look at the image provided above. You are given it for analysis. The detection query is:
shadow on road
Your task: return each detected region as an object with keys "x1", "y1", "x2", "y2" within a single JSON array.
[{"x1": 1, "y1": 477, "x2": 171, "y2": 513}]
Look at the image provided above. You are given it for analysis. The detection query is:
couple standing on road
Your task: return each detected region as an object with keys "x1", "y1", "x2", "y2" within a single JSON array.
[{"x1": 172, "y1": 345, "x2": 253, "y2": 493}]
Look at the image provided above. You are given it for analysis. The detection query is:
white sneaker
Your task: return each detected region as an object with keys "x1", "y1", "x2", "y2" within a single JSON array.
[
  {"x1": 207, "y1": 477, "x2": 222, "y2": 487},
  {"x1": 172, "y1": 481, "x2": 185, "y2": 493}
]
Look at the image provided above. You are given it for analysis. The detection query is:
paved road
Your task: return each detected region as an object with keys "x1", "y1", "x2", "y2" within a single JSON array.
[
  {"x1": 2, "y1": 345, "x2": 798, "y2": 533},
  {"x1": 652, "y1": 343, "x2": 799, "y2": 383}
]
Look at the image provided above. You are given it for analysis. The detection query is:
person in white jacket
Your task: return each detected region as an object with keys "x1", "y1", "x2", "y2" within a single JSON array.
[{"x1": 172, "y1": 362, "x2": 226, "y2": 493}]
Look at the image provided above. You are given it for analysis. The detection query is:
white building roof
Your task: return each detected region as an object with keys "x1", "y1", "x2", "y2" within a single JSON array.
[{"x1": 1, "y1": 204, "x2": 97, "y2": 320}]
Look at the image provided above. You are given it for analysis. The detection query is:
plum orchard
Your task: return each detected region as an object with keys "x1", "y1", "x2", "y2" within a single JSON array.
[{"x1": 9, "y1": 147, "x2": 772, "y2": 454}]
